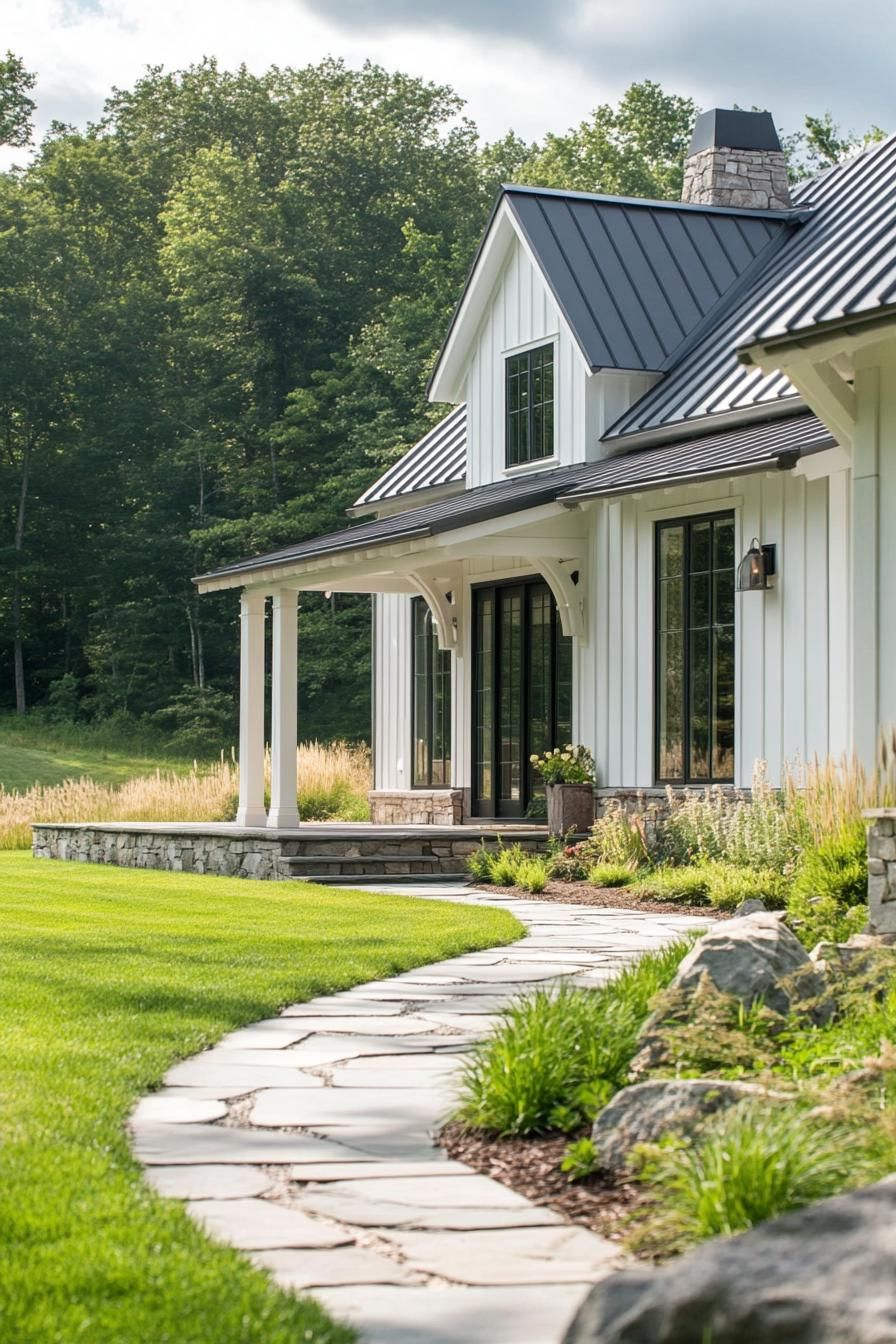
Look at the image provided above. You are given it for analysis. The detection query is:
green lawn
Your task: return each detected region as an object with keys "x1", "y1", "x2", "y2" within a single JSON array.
[
  {"x1": 0, "y1": 737, "x2": 189, "y2": 791},
  {"x1": 0, "y1": 853, "x2": 521, "y2": 1342},
  {"x1": 0, "y1": 715, "x2": 195, "y2": 791}
]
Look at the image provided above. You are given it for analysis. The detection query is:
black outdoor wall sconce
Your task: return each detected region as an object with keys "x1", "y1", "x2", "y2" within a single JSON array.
[{"x1": 736, "y1": 539, "x2": 777, "y2": 592}]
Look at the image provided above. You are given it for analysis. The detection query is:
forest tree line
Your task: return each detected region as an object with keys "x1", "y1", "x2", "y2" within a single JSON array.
[{"x1": 0, "y1": 54, "x2": 882, "y2": 749}]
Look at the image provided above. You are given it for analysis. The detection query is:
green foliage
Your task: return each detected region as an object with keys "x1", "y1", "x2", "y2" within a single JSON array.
[
  {"x1": 787, "y1": 821, "x2": 869, "y2": 947},
  {"x1": 152, "y1": 686, "x2": 238, "y2": 757},
  {"x1": 456, "y1": 939, "x2": 690, "y2": 1135},
  {"x1": 632, "y1": 860, "x2": 787, "y2": 910},
  {"x1": 0, "y1": 51, "x2": 35, "y2": 147},
  {"x1": 530, "y1": 743, "x2": 595, "y2": 785},
  {"x1": 659, "y1": 770, "x2": 801, "y2": 872},
  {"x1": 523, "y1": 81, "x2": 698, "y2": 199},
  {"x1": 560, "y1": 1137, "x2": 599, "y2": 1182},
  {"x1": 465, "y1": 841, "x2": 552, "y2": 893},
  {"x1": 0, "y1": 850, "x2": 520, "y2": 1342},
  {"x1": 588, "y1": 863, "x2": 635, "y2": 889},
  {"x1": 574, "y1": 803, "x2": 651, "y2": 869},
  {"x1": 635, "y1": 1102, "x2": 873, "y2": 1253}
]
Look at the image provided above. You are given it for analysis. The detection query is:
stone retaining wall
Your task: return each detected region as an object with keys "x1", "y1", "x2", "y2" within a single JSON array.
[
  {"x1": 865, "y1": 810, "x2": 896, "y2": 932},
  {"x1": 32, "y1": 821, "x2": 549, "y2": 880},
  {"x1": 32, "y1": 824, "x2": 286, "y2": 879}
]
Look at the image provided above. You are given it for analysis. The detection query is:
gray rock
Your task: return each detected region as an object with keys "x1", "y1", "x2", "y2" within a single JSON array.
[
  {"x1": 592, "y1": 1079, "x2": 784, "y2": 1172},
  {"x1": 562, "y1": 1177, "x2": 896, "y2": 1344},
  {"x1": 631, "y1": 913, "x2": 832, "y2": 1074},
  {"x1": 734, "y1": 897, "x2": 766, "y2": 917}
]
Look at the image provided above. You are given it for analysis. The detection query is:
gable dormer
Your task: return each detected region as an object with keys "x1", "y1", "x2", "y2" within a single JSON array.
[{"x1": 428, "y1": 184, "x2": 793, "y2": 489}]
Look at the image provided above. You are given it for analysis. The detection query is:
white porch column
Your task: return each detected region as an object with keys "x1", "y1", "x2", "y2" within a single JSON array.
[
  {"x1": 236, "y1": 589, "x2": 268, "y2": 827},
  {"x1": 268, "y1": 587, "x2": 301, "y2": 828}
]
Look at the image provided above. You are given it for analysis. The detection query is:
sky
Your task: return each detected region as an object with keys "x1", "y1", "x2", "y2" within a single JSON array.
[{"x1": 3, "y1": 0, "x2": 894, "y2": 170}]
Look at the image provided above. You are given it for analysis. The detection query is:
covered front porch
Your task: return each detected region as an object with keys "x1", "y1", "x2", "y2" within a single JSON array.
[{"x1": 197, "y1": 483, "x2": 591, "y2": 831}]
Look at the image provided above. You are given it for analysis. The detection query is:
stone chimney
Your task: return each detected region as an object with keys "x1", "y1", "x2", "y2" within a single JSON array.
[{"x1": 681, "y1": 108, "x2": 792, "y2": 210}]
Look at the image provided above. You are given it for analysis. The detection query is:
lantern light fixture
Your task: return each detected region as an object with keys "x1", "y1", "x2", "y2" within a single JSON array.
[{"x1": 736, "y1": 538, "x2": 776, "y2": 592}]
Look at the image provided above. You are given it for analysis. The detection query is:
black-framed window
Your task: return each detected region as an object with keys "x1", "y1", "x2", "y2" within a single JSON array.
[
  {"x1": 506, "y1": 343, "x2": 554, "y2": 467},
  {"x1": 655, "y1": 513, "x2": 735, "y2": 784},
  {"x1": 412, "y1": 598, "x2": 452, "y2": 787}
]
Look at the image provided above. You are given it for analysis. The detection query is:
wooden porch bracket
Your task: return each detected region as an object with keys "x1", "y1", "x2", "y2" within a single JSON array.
[
  {"x1": 407, "y1": 571, "x2": 463, "y2": 652},
  {"x1": 533, "y1": 556, "x2": 587, "y2": 643}
]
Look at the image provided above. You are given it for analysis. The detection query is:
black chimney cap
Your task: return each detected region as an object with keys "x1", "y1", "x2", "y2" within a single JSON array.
[{"x1": 688, "y1": 108, "x2": 782, "y2": 155}]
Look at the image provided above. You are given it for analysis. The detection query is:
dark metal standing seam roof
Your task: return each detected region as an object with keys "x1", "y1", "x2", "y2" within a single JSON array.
[
  {"x1": 196, "y1": 414, "x2": 832, "y2": 585},
  {"x1": 605, "y1": 134, "x2": 896, "y2": 441},
  {"x1": 352, "y1": 404, "x2": 466, "y2": 509},
  {"x1": 503, "y1": 188, "x2": 792, "y2": 373}
]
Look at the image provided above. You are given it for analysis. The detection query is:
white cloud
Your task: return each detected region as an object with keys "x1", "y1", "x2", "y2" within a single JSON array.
[{"x1": 1, "y1": 0, "x2": 892, "y2": 172}]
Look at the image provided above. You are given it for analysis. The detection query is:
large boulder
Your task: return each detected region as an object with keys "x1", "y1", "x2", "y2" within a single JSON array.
[
  {"x1": 631, "y1": 913, "x2": 832, "y2": 1075},
  {"x1": 592, "y1": 1079, "x2": 785, "y2": 1172},
  {"x1": 562, "y1": 1178, "x2": 896, "y2": 1344}
]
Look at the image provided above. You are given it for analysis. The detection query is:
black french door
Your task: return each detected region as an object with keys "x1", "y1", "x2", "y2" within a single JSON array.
[{"x1": 472, "y1": 579, "x2": 573, "y2": 817}]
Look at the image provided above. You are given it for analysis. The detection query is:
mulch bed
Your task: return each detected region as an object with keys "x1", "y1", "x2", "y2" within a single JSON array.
[
  {"x1": 440, "y1": 1122, "x2": 648, "y2": 1245},
  {"x1": 501, "y1": 877, "x2": 725, "y2": 919}
]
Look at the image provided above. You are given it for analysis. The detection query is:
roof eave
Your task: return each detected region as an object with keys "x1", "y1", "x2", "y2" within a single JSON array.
[{"x1": 739, "y1": 304, "x2": 896, "y2": 366}]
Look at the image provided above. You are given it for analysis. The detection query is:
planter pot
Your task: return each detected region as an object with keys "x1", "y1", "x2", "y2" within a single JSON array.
[{"x1": 545, "y1": 783, "x2": 595, "y2": 837}]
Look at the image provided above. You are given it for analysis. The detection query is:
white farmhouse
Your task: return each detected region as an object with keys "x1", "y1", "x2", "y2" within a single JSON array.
[{"x1": 195, "y1": 108, "x2": 895, "y2": 836}]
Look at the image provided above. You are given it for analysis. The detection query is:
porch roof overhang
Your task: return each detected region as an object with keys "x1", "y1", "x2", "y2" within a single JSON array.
[{"x1": 194, "y1": 411, "x2": 835, "y2": 598}]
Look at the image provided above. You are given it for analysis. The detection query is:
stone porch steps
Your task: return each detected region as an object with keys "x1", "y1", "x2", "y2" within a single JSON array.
[{"x1": 277, "y1": 854, "x2": 447, "y2": 879}]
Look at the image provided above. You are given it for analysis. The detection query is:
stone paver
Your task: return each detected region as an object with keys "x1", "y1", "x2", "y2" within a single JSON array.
[{"x1": 131, "y1": 881, "x2": 707, "y2": 1343}]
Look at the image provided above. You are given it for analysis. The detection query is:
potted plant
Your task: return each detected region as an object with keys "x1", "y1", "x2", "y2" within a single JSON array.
[{"x1": 530, "y1": 744, "x2": 596, "y2": 836}]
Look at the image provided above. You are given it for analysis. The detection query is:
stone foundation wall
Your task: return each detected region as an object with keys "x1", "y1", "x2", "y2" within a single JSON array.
[
  {"x1": 32, "y1": 824, "x2": 284, "y2": 879},
  {"x1": 369, "y1": 789, "x2": 464, "y2": 826},
  {"x1": 865, "y1": 810, "x2": 896, "y2": 932}
]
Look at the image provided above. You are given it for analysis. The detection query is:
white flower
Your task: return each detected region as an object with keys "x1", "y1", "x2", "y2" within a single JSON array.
[
  {"x1": 561, "y1": 752, "x2": 571, "y2": 761},
  {"x1": 529, "y1": 754, "x2": 538, "y2": 764},
  {"x1": 566, "y1": 744, "x2": 574, "y2": 752}
]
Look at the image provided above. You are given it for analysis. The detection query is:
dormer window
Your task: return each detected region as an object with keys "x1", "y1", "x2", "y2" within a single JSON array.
[{"x1": 506, "y1": 343, "x2": 554, "y2": 467}]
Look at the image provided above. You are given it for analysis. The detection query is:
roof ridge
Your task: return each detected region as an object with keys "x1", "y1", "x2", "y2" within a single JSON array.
[{"x1": 500, "y1": 180, "x2": 808, "y2": 221}]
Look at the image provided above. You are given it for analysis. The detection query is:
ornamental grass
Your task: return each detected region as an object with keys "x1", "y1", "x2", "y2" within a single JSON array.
[{"x1": 0, "y1": 741, "x2": 371, "y2": 849}]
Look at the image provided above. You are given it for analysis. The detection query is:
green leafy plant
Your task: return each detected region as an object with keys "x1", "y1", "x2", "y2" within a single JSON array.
[
  {"x1": 631, "y1": 860, "x2": 787, "y2": 910},
  {"x1": 659, "y1": 764, "x2": 800, "y2": 872},
  {"x1": 455, "y1": 939, "x2": 691, "y2": 1135},
  {"x1": 787, "y1": 820, "x2": 868, "y2": 947},
  {"x1": 530, "y1": 744, "x2": 596, "y2": 785},
  {"x1": 634, "y1": 1102, "x2": 873, "y2": 1253},
  {"x1": 560, "y1": 1137, "x2": 599, "y2": 1182},
  {"x1": 465, "y1": 842, "x2": 551, "y2": 893},
  {"x1": 588, "y1": 862, "x2": 636, "y2": 888}
]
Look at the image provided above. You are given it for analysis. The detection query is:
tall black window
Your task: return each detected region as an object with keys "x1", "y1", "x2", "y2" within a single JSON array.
[
  {"x1": 506, "y1": 343, "x2": 554, "y2": 467},
  {"x1": 412, "y1": 598, "x2": 452, "y2": 787},
  {"x1": 473, "y1": 580, "x2": 572, "y2": 816},
  {"x1": 656, "y1": 514, "x2": 735, "y2": 784}
]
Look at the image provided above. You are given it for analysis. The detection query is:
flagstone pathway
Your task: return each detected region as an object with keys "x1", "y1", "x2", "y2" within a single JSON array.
[{"x1": 131, "y1": 882, "x2": 707, "y2": 1344}]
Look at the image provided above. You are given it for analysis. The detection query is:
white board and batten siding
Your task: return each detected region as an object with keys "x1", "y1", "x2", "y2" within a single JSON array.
[
  {"x1": 464, "y1": 235, "x2": 655, "y2": 489},
  {"x1": 580, "y1": 469, "x2": 850, "y2": 791}
]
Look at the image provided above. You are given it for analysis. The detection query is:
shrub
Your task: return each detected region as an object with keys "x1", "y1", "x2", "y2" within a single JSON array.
[
  {"x1": 455, "y1": 938, "x2": 691, "y2": 1135},
  {"x1": 787, "y1": 820, "x2": 868, "y2": 947},
  {"x1": 630, "y1": 866, "x2": 711, "y2": 905},
  {"x1": 631, "y1": 861, "x2": 787, "y2": 911},
  {"x1": 588, "y1": 863, "x2": 635, "y2": 889},
  {"x1": 588, "y1": 802, "x2": 650, "y2": 867},
  {"x1": 467, "y1": 843, "x2": 495, "y2": 882},
  {"x1": 465, "y1": 842, "x2": 551, "y2": 893},
  {"x1": 635, "y1": 1102, "x2": 873, "y2": 1252},
  {"x1": 660, "y1": 764, "x2": 800, "y2": 872}
]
